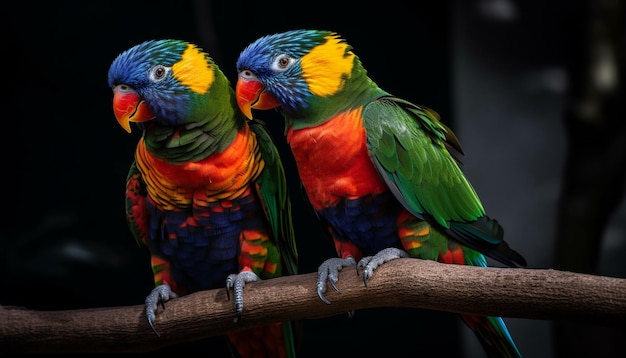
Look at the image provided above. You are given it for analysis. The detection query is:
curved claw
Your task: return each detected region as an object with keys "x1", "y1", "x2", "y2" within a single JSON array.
[
  {"x1": 225, "y1": 271, "x2": 260, "y2": 323},
  {"x1": 356, "y1": 258, "x2": 372, "y2": 287},
  {"x1": 357, "y1": 247, "x2": 410, "y2": 288},
  {"x1": 148, "y1": 318, "x2": 159, "y2": 337},
  {"x1": 144, "y1": 284, "x2": 178, "y2": 337},
  {"x1": 316, "y1": 256, "x2": 356, "y2": 304},
  {"x1": 316, "y1": 281, "x2": 332, "y2": 304},
  {"x1": 356, "y1": 259, "x2": 367, "y2": 275},
  {"x1": 225, "y1": 275, "x2": 234, "y2": 301}
]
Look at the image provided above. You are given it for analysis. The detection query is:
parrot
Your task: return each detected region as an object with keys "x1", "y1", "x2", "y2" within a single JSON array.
[
  {"x1": 235, "y1": 29, "x2": 527, "y2": 358},
  {"x1": 107, "y1": 39, "x2": 299, "y2": 357}
]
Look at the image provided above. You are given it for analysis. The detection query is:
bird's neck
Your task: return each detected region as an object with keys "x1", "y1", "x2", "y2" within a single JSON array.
[
  {"x1": 142, "y1": 109, "x2": 244, "y2": 164},
  {"x1": 285, "y1": 66, "x2": 387, "y2": 131}
]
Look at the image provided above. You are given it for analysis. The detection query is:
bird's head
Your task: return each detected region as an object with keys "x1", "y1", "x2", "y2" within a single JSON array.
[
  {"x1": 108, "y1": 39, "x2": 226, "y2": 133},
  {"x1": 235, "y1": 29, "x2": 357, "y2": 121}
]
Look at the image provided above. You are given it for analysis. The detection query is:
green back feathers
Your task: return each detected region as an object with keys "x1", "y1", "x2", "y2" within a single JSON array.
[{"x1": 364, "y1": 96, "x2": 485, "y2": 228}]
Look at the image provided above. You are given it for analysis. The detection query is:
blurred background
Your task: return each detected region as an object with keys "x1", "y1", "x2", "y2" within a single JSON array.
[{"x1": 1, "y1": 0, "x2": 624, "y2": 356}]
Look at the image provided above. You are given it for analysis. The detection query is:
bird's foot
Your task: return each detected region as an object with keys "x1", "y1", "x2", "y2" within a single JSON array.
[
  {"x1": 357, "y1": 247, "x2": 409, "y2": 287},
  {"x1": 226, "y1": 270, "x2": 260, "y2": 323},
  {"x1": 316, "y1": 256, "x2": 357, "y2": 304},
  {"x1": 144, "y1": 284, "x2": 178, "y2": 337}
]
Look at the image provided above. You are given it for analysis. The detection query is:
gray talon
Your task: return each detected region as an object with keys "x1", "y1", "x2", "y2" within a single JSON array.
[
  {"x1": 317, "y1": 281, "x2": 331, "y2": 304},
  {"x1": 144, "y1": 284, "x2": 178, "y2": 337},
  {"x1": 225, "y1": 271, "x2": 260, "y2": 323},
  {"x1": 316, "y1": 256, "x2": 356, "y2": 304},
  {"x1": 225, "y1": 274, "x2": 235, "y2": 300},
  {"x1": 357, "y1": 247, "x2": 409, "y2": 287}
]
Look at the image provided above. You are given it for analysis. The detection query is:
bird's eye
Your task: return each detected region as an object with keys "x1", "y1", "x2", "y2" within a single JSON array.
[
  {"x1": 271, "y1": 54, "x2": 295, "y2": 72},
  {"x1": 149, "y1": 65, "x2": 170, "y2": 82}
]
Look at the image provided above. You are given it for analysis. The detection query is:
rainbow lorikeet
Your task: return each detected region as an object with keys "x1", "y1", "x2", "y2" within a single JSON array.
[
  {"x1": 107, "y1": 39, "x2": 299, "y2": 357},
  {"x1": 235, "y1": 29, "x2": 527, "y2": 358}
]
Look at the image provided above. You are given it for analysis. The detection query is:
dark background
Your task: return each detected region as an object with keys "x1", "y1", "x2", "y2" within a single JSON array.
[{"x1": 1, "y1": 1, "x2": 624, "y2": 357}]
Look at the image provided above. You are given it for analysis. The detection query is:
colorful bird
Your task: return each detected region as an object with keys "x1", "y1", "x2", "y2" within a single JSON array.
[
  {"x1": 108, "y1": 39, "x2": 299, "y2": 357},
  {"x1": 235, "y1": 29, "x2": 526, "y2": 358}
]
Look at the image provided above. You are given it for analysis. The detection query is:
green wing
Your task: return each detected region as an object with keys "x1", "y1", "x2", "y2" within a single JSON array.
[
  {"x1": 364, "y1": 96, "x2": 485, "y2": 227},
  {"x1": 364, "y1": 96, "x2": 526, "y2": 267},
  {"x1": 249, "y1": 120, "x2": 299, "y2": 276}
]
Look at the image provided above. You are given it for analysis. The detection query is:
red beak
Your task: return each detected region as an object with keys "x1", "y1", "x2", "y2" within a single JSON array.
[
  {"x1": 112, "y1": 86, "x2": 155, "y2": 133},
  {"x1": 235, "y1": 76, "x2": 279, "y2": 120}
]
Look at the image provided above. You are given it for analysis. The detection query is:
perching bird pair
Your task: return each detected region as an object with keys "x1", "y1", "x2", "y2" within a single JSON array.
[{"x1": 108, "y1": 29, "x2": 527, "y2": 358}]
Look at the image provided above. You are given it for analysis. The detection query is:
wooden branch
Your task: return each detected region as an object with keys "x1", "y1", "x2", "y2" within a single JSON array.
[{"x1": 1, "y1": 258, "x2": 625, "y2": 353}]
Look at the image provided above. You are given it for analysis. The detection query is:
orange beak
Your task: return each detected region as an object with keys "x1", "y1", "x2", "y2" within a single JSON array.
[
  {"x1": 112, "y1": 86, "x2": 155, "y2": 133},
  {"x1": 235, "y1": 76, "x2": 279, "y2": 120}
]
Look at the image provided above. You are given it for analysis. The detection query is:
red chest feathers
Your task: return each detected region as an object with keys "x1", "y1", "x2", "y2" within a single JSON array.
[
  {"x1": 286, "y1": 108, "x2": 387, "y2": 210},
  {"x1": 135, "y1": 127, "x2": 262, "y2": 208}
]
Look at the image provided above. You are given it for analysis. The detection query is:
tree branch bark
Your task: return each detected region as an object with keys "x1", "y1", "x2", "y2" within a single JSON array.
[{"x1": 1, "y1": 258, "x2": 625, "y2": 353}]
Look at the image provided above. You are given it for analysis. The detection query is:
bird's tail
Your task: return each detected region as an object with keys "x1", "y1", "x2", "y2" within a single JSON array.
[{"x1": 460, "y1": 314, "x2": 522, "y2": 358}]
